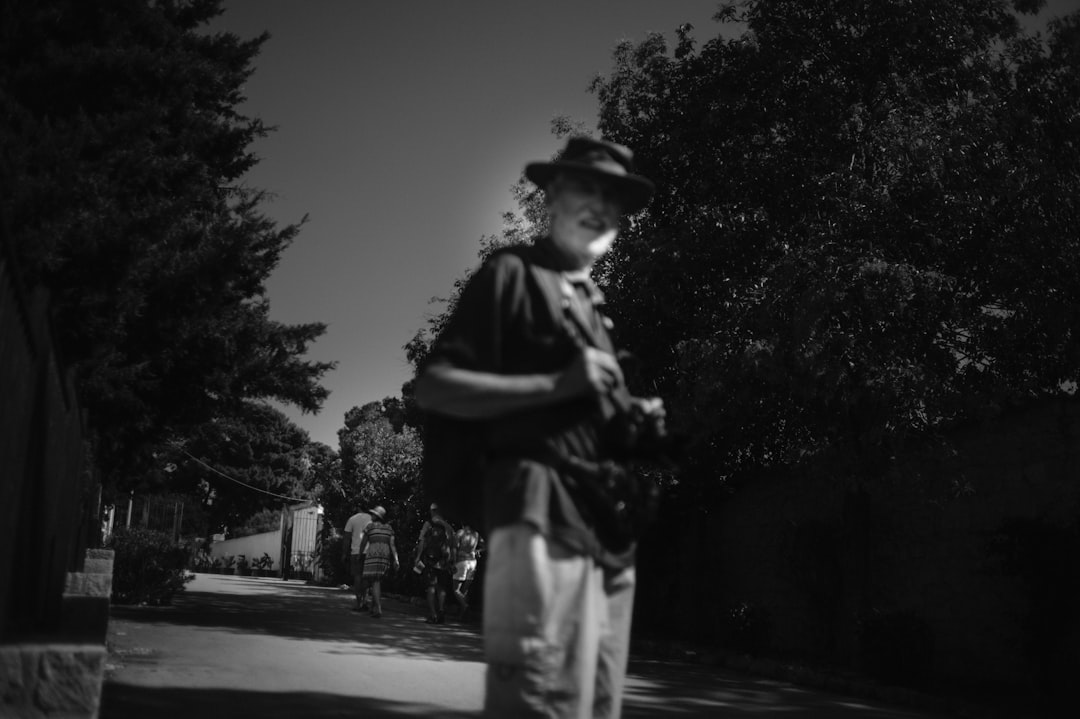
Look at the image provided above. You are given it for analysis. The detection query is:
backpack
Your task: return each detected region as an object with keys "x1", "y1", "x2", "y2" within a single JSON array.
[{"x1": 423, "y1": 520, "x2": 452, "y2": 563}]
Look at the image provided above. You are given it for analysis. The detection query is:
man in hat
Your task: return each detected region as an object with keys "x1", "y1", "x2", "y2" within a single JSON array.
[
  {"x1": 342, "y1": 504, "x2": 374, "y2": 612},
  {"x1": 415, "y1": 137, "x2": 664, "y2": 718}
]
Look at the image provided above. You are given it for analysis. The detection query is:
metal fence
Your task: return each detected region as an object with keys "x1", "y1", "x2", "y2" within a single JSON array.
[
  {"x1": 280, "y1": 503, "x2": 323, "y2": 581},
  {"x1": 106, "y1": 495, "x2": 195, "y2": 541}
]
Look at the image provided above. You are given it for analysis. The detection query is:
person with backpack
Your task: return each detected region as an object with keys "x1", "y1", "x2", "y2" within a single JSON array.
[
  {"x1": 414, "y1": 503, "x2": 456, "y2": 624},
  {"x1": 414, "y1": 136, "x2": 664, "y2": 718}
]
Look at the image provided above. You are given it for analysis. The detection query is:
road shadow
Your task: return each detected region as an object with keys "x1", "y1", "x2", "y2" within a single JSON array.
[
  {"x1": 100, "y1": 684, "x2": 478, "y2": 719},
  {"x1": 624, "y1": 659, "x2": 938, "y2": 718},
  {"x1": 109, "y1": 578, "x2": 484, "y2": 663}
]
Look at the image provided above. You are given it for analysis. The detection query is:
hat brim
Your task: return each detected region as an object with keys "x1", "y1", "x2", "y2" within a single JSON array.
[{"x1": 525, "y1": 161, "x2": 654, "y2": 214}]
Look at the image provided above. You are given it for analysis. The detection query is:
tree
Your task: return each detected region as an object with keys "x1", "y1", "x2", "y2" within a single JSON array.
[
  {"x1": 330, "y1": 399, "x2": 424, "y2": 551},
  {"x1": 0, "y1": 0, "x2": 334, "y2": 488},
  {"x1": 302, "y1": 440, "x2": 342, "y2": 506},
  {"x1": 588, "y1": 0, "x2": 1080, "y2": 498},
  {"x1": 230, "y1": 508, "x2": 282, "y2": 538},
  {"x1": 159, "y1": 401, "x2": 319, "y2": 533}
]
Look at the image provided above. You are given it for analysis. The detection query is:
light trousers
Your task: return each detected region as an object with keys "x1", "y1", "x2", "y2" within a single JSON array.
[{"x1": 483, "y1": 523, "x2": 636, "y2": 719}]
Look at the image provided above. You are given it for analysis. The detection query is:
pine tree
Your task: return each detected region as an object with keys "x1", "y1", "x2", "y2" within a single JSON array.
[{"x1": 0, "y1": 0, "x2": 334, "y2": 486}]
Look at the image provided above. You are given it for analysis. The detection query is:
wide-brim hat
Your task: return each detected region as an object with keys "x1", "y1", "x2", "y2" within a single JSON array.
[
  {"x1": 370, "y1": 505, "x2": 387, "y2": 521},
  {"x1": 525, "y1": 136, "x2": 655, "y2": 214}
]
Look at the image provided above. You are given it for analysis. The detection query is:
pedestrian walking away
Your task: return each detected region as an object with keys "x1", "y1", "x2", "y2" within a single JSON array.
[
  {"x1": 414, "y1": 503, "x2": 456, "y2": 624},
  {"x1": 415, "y1": 136, "x2": 664, "y2": 719},
  {"x1": 356, "y1": 505, "x2": 399, "y2": 618},
  {"x1": 342, "y1": 504, "x2": 374, "y2": 612}
]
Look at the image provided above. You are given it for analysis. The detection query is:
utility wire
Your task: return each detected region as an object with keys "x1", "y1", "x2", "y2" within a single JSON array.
[{"x1": 170, "y1": 442, "x2": 310, "y2": 503}]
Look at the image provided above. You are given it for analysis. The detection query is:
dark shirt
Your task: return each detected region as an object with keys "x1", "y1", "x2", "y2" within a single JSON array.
[{"x1": 425, "y1": 236, "x2": 634, "y2": 570}]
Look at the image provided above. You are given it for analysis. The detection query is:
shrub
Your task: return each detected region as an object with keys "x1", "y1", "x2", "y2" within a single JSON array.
[
  {"x1": 191, "y1": 551, "x2": 213, "y2": 572},
  {"x1": 317, "y1": 530, "x2": 348, "y2": 586},
  {"x1": 108, "y1": 527, "x2": 193, "y2": 605},
  {"x1": 254, "y1": 552, "x2": 274, "y2": 575}
]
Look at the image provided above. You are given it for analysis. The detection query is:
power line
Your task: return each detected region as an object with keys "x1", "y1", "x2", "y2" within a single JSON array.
[{"x1": 170, "y1": 442, "x2": 310, "y2": 503}]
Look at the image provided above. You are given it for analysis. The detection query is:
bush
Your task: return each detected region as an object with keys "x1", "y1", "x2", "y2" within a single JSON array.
[
  {"x1": 317, "y1": 529, "x2": 349, "y2": 586},
  {"x1": 191, "y1": 550, "x2": 213, "y2": 572},
  {"x1": 109, "y1": 527, "x2": 193, "y2": 605},
  {"x1": 253, "y1": 552, "x2": 274, "y2": 575}
]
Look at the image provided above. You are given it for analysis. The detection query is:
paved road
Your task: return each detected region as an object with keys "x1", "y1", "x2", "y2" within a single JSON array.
[{"x1": 101, "y1": 574, "x2": 949, "y2": 718}]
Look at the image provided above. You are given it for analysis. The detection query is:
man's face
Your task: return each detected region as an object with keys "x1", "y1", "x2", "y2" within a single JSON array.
[{"x1": 548, "y1": 172, "x2": 623, "y2": 269}]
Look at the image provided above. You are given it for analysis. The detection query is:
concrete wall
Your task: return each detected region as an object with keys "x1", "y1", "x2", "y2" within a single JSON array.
[
  {"x1": 208, "y1": 503, "x2": 325, "y2": 577},
  {"x1": 209, "y1": 530, "x2": 281, "y2": 571}
]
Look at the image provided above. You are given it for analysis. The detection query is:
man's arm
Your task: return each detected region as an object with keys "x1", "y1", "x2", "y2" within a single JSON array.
[
  {"x1": 415, "y1": 347, "x2": 624, "y2": 420},
  {"x1": 414, "y1": 522, "x2": 430, "y2": 562}
]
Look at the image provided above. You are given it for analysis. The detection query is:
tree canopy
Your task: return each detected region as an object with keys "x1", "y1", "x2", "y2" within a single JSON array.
[
  {"x1": 0, "y1": 0, "x2": 334, "y2": 487},
  {"x1": 587, "y1": 0, "x2": 1080, "y2": 497},
  {"x1": 325, "y1": 399, "x2": 423, "y2": 551},
  {"x1": 157, "y1": 401, "x2": 323, "y2": 533}
]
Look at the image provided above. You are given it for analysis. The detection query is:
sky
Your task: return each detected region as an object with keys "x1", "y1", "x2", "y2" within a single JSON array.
[
  {"x1": 209, "y1": 0, "x2": 1078, "y2": 451},
  {"x1": 208, "y1": 1, "x2": 736, "y2": 449}
]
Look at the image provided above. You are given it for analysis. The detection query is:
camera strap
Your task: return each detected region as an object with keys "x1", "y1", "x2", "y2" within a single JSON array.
[{"x1": 526, "y1": 259, "x2": 632, "y2": 417}]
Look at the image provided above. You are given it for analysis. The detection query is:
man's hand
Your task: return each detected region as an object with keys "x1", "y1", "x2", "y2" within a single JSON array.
[
  {"x1": 630, "y1": 396, "x2": 665, "y2": 420},
  {"x1": 631, "y1": 396, "x2": 667, "y2": 438},
  {"x1": 557, "y1": 347, "x2": 624, "y2": 399}
]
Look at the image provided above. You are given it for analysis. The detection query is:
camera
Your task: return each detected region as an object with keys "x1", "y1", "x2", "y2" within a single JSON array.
[{"x1": 603, "y1": 401, "x2": 672, "y2": 461}]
